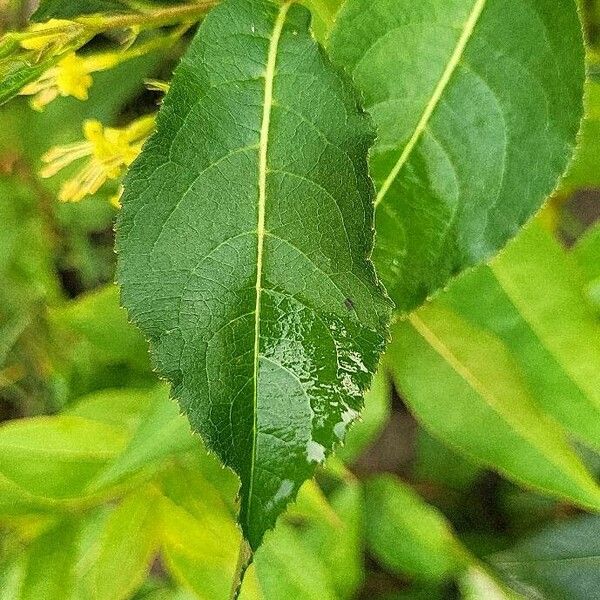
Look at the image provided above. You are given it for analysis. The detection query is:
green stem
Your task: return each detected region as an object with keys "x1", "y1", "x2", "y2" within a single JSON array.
[
  {"x1": 78, "y1": 1, "x2": 218, "y2": 32},
  {"x1": 230, "y1": 537, "x2": 253, "y2": 600}
]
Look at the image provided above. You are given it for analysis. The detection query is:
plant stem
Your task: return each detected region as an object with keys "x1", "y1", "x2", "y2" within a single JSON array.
[
  {"x1": 230, "y1": 537, "x2": 253, "y2": 600},
  {"x1": 78, "y1": 1, "x2": 219, "y2": 32}
]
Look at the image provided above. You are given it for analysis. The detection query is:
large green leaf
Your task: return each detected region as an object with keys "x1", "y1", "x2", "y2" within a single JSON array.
[
  {"x1": 492, "y1": 515, "x2": 600, "y2": 599},
  {"x1": 387, "y1": 305, "x2": 600, "y2": 509},
  {"x1": 490, "y1": 223, "x2": 600, "y2": 430},
  {"x1": 117, "y1": 0, "x2": 391, "y2": 549},
  {"x1": 437, "y1": 236, "x2": 600, "y2": 452},
  {"x1": 328, "y1": 0, "x2": 585, "y2": 312}
]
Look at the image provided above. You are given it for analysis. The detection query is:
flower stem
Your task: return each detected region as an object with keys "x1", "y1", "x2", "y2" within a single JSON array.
[{"x1": 78, "y1": 1, "x2": 219, "y2": 32}]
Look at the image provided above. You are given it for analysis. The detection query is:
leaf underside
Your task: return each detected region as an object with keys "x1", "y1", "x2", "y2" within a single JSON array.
[
  {"x1": 329, "y1": 0, "x2": 585, "y2": 312},
  {"x1": 117, "y1": 0, "x2": 390, "y2": 549}
]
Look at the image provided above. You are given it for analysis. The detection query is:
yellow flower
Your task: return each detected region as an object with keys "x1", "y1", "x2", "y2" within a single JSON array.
[
  {"x1": 40, "y1": 115, "x2": 156, "y2": 203},
  {"x1": 20, "y1": 51, "x2": 119, "y2": 110}
]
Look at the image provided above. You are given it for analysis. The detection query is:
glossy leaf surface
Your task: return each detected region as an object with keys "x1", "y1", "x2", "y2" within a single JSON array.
[
  {"x1": 117, "y1": 0, "x2": 391, "y2": 549},
  {"x1": 387, "y1": 306, "x2": 600, "y2": 509},
  {"x1": 328, "y1": 0, "x2": 585, "y2": 312}
]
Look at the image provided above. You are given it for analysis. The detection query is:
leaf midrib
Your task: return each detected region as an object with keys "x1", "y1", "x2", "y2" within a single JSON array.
[
  {"x1": 374, "y1": 0, "x2": 487, "y2": 208},
  {"x1": 248, "y1": 0, "x2": 293, "y2": 528},
  {"x1": 406, "y1": 313, "x2": 595, "y2": 492}
]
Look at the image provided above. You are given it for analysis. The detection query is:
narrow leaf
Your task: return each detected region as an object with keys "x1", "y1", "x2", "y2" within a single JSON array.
[
  {"x1": 328, "y1": 0, "x2": 585, "y2": 312},
  {"x1": 387, "y1": 306, "x2": 600, "y2": 509},
  {"x1": 117, "y1": 0, "x2": 391, "y2": 549}
]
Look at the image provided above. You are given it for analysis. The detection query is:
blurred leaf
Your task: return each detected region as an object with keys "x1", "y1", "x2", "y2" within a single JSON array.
[
  {"x1": 66, "y1": 387, "x2": 152, "y2": 432},
  {"x1": 338, "y1": 368, "x2": 391, "y2": 464},
  {"x1": 0, "y1": 415, "x2": 127, "y2": 498},
  {"x1": 90, "y1": 385, "x2": 195, "y2": 490},
  {"x1": 491, "y1": 222, "x2": 600, "y2": 449},
  {"x1": 328, "y1": 0, "x2": 585, "y2": 313},
  {"x1": 461, "y1": 565, "x2": 520, "y2": 600},
  {"x1": 438, "y1": 257, "x2": 600, "y2": 452},
  {"x1": 158, "y1": 464, "x2": 239, "y2": 600},
  {"x1": 19, "y1": 520, "x2": 79, "y2": 600},
  {"x1": 297, "y1": 480, "x2": 364, "y2": 599},
  {"x1": 90, "y1": 487, "x2": 160, "y2": 600},
  {"x1": 249, "y1": 523, "x2": 339, "y2": 600},
  {"x1": 365, "y1": 475, "x2": 470, "y2": 581},
  {"x1": 48, "y1": 285, "x2": 155, "y2": 399},
  {"x1": 49, "y1": 285, "x2": 151, "y2": 371},
  {"x1": 492, "y1": 515, "x2": 600, "y2": 600},
  {"x1": 414, "y1": 430, "x2": 481, "y2": 492},
  {"x1": 387, "y1": 305, "x2": 600, "y2": 510}
]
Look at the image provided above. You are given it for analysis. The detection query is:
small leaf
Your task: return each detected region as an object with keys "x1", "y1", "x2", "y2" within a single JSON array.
[
  {"x1": 117, "y1": 0, "x2": 391, "y2": 549},
  {"x1": 492, "y1": 515, "x2": 600, "y2": 600},
  {"x1": 387, "y1": 305, "x2": 600, "y2": 509},
  {"x1": 365, "y1": 475, "x2": 471, "y2": 581},
  {"x1": 328, "y1": 0, "x2": 585, "y2": 312}
]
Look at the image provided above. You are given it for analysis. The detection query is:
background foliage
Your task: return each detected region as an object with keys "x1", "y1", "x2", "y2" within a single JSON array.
[{"x1": 0, "y1": 0, "x2": 599, "y2": 599}]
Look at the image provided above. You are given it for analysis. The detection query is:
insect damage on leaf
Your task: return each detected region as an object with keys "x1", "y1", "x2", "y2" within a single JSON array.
[{"x1": 116, "y1": 0, "x2": 391, "y2": 550}]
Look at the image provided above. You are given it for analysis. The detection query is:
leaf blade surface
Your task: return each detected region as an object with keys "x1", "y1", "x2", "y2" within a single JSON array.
[{"x1": 117, "y1": 0, "x2": 390, "y2": 549}]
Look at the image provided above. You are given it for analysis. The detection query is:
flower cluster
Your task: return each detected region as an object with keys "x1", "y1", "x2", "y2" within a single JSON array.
[{"x1": 41, "y1": 115, "x2": 156, "y2": 205}]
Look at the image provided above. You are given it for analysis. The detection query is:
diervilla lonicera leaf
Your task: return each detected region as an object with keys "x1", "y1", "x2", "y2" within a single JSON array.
[
  {"x1": 328, "y1": 0, "x2": 586, "y2": 313},
  {"x1": 117, "y1": 0, "x2": 391, "y2": 551}
]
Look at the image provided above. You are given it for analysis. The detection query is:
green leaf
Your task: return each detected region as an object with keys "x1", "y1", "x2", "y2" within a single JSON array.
[
  {"x1": 561, "y1": 80, "x2": 600, "y2": 193},
  {"x1": 19, "y1": 520, "x2": 79, "y2": 600},
  {"x1": 386, "y1": 305, "x2": 600, "y2": 509},
  {"x1": 490, "y1": 223, "x2": 600, "y2": 443},
  {"x1": 492, "y1": 515, "x2": 600, "y2": 600},
  {"x1": 0, "y1": 415, "x2": 127, "y2": 498},
  {"x1": 328, "y1": 0, "x2": 585, "y2": 312},
  {"x1": 365, "y1": 475, "x2": 471, "y2": 581},
  {"x1": 90, "y1": 488, "x2": 160, "y2": 600},
  {"x1": 117, "y1": 0, "x2": 391, "y2": 549},
  {"x1": 89, "y1": 385, "x2": 195, "y2": 490},
  {"x1": 439, "y1": 256, "x2": 600, "y2": 452},
  {"x1": 436, "y1": 230, "x2": 600, "y2": 448}
]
